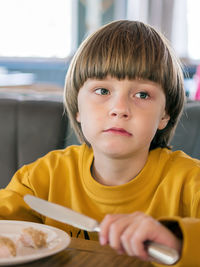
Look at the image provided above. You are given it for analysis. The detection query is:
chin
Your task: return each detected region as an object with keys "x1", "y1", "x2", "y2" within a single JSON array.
[
  {"x1": 105, "y1": 151, "x2": 133, "y2": 160},
  {"x1": 101, "y1": 144, "x2": 133, "y2": 158}
]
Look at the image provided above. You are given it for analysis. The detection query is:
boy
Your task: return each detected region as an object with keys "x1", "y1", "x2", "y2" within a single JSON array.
[{"x1": 0, "y1": 20, "x2": 199, "y2": 266}]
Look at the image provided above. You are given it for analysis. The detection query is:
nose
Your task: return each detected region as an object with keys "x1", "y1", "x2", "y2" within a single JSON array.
[{"x1": 109, "y1": 96, "x2": 131, "y2": 119}]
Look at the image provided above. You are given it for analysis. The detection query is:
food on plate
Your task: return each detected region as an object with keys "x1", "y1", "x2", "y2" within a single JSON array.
[
  {"x1": 0, "y1": 236, "x2": 16, "y2": 258},
  {"x1": 20, "y1": 227, "x2": 47, "y2": 248}
]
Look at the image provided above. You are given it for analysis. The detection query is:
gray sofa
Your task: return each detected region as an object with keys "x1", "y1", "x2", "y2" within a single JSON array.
[
  {"x1": 170, "y1": 101, "x2": 200, "y2": 158},
  {"x1": 0, "y1": 94, "x2": 199, "y2": 188},
  {"x1": 0, "y1": 93, "x2": 78, "y2": 188}
]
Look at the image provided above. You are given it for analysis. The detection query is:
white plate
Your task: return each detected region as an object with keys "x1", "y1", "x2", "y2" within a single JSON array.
[{"x1": 0, "y1": 220, "x2": 71, "y2": 266}]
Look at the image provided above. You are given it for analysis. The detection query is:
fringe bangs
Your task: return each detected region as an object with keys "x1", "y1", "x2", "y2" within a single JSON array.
[{"x1": 73, "y1": 22, "x2": 171, "y2": 92}]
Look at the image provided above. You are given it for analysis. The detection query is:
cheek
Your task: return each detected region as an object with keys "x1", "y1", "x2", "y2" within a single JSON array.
[
  {"x1": 76, "y1": 105, "x2": 100, "y2": 135},
  {"x1": 136, "y1": 111, "x2": 162, "y2": 136},
  {"x1": 79, "y1": 104, "x2": 103, "y2": 123},
  {"x1": 141, "y1": 119, "x2": 158, "y2": 136}
]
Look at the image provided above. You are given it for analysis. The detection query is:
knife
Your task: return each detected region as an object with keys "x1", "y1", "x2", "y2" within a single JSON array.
[{"x1": 24, "y1": 194, "x2": 179, "y2": 265}]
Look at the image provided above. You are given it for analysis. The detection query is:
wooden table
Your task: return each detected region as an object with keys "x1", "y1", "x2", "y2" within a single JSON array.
[{"x1": 20, "y1": 238, "x2": 154, "y2": 267}]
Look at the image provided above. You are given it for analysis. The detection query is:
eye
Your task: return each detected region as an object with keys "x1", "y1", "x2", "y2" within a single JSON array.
[
  {"x1": 135, "y1": 92, "x2": 149, "y2": 99},
  {"x1": 95, "y1": 88, "x2": 110, "y2": 95}
]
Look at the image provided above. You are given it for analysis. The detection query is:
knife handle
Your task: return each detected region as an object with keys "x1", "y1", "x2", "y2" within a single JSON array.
[
  {"x1": 146, "y1": 241, "x2": 179, "y2": 265},
  {"x1": 94, "y1": 226, "x2": 179, "y2": 265}
]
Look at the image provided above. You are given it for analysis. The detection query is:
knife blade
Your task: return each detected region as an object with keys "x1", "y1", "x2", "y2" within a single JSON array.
[
  {"x1": 24, "y1": 194, "x2": 179, "y2": 265},
  {"x1": 24, "y1": 194, "x2": 100, "y2": 232}
]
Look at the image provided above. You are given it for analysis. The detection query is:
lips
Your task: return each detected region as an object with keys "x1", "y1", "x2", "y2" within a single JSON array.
[{"x1": 103, "y1": 127, "x2": 132, "y2": 136}]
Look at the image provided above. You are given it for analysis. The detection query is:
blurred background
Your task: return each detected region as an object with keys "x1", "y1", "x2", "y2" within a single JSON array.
[
  {"x1": 0, "y1": 0, "x2": 199, "y2": 99},
  {"x1": 1, "y1": 0, "x2": 200, "y2": 188}
]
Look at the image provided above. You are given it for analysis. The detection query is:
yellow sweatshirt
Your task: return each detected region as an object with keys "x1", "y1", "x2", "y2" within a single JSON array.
[{"x1": 0, "y1": 144, "x2": 200, "y2": 266}]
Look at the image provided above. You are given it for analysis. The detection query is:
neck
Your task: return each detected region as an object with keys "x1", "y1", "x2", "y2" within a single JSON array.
[{"x1": 91, "y1": 151, "x2": 149, "y2": 186}]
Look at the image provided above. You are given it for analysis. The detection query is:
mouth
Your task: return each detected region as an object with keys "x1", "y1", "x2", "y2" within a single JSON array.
[{"x1": 103, "y1": 127, "x2": 132, "y2": 137}]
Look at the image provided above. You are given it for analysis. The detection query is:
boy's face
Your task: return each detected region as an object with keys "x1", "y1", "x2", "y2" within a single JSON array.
[{"x1": 76, "y1": 76, "x2": 170, "y2": 159}]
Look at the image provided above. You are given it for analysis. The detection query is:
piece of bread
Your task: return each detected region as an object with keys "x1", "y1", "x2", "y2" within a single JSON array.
[
  {"x1": 0, "y1": 236, "x2": 16, "y2": 258},
  {"x1": 20, "y1": 227, "x2": 47, "y2": 249}
]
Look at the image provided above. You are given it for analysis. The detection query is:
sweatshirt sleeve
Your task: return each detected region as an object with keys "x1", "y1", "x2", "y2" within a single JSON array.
[
  {"x1": 0, "y1": 162, "x2": 49, "y2": 223},
  {"x1": 153, "y1": 217, "x2": 200, "y2": 267}
]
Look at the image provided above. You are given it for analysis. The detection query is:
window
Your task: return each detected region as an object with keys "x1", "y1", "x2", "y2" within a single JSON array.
[
  {"x1": 187, "y1": 0, "x2": 200, "y2": 60},
  {"x1": 0, "y1": 0, "x2": 74, "y2": 58}
]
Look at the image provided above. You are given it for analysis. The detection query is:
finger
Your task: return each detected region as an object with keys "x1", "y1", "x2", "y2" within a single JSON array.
[
  {"x1": 108, "y1": 215, "x2": 134, "y2": 252},
  {"x1": 120, "y1": 222, "x2": 149, "y2": 259},
  {"x1": 104, "y1": 212, "x2": 148, "y2": 255},
  {"x1": 118, "y1": 213, "x2": 146, "y2": 256},
  {"x1": 121, "y1": 214, "x2": 156, "y2": 260},
  {"x1": 129, "y1": 217, "x2": 169, "y2": 260},
  {"x1": 130, "y1": 231, "x2": 149, "y2": 260},
  {"x1": 120, "y1": 223, "x2": 138, "y2": 256},
  {"x1": 99, "y1": 214, "x2": 123, "y2": 245}
]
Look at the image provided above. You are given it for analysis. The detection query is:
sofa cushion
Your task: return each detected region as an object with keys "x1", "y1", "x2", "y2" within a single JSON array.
[
  {"x1": 0, "y1": 97, "x2": 68, "y2": 188},
  {"x1": 170, "y1": 101, "x2": 200, "y2": 159},
  {"x1": 0, "y1": 99, "x2": 18, "y2": 187}
]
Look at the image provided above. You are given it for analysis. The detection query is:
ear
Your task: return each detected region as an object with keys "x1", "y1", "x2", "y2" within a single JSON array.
[
  {"x1": 158, "y1": 112, "x2": 170, "y2": 130},
  {"x1": 76, "y1": 112, "x2": 81, "y2": 123}
]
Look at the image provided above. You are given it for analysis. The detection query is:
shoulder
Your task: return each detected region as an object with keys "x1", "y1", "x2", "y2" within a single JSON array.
[
  {"x1": 7, "y1": 144, "x2": 94, "y2": 194},
  {"x1": 23, "y1": 143, "x2": 93, "y2": 176},
  {"x1": 151, "y1": 148, "x2": 200, "y2": 168},
  {"x1": 165, "y1": 149, "x2": 199, "y2": 168},
  {"x1": 149, "y1": 148, "x2": 200, "y2": 189},
  {"x1": 149, "y1": 148, "x2": 200, "y2": 182},
  {"x1": 147, "y1": 149, "x2": 200, "y2": 204},
  {"x1": 35, "y1": 143, "x2": 92, "y2": 162}
]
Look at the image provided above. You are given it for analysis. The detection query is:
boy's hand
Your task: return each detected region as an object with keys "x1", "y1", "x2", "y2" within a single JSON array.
[{"x1": 99, "y1": 212, "x2": 182, "y2": 261}]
